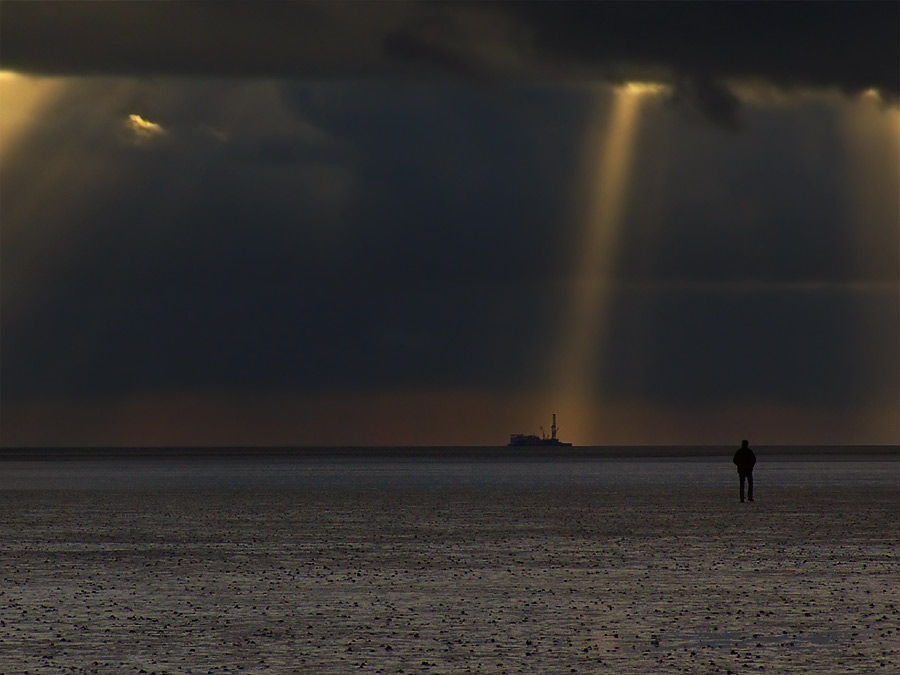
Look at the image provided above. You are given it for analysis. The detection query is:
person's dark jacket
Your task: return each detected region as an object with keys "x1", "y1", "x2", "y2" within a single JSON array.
[{"x1": 733, "y1": 447, "x2": 756, "y2": 476}]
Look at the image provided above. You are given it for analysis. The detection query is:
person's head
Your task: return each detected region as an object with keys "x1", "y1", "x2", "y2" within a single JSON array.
[{"x1": 742, "y1": 439, "x2": 749, "y2": 448}]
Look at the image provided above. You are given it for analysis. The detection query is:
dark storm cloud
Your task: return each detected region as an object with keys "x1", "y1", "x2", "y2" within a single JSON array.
[
  {"x1": 0, "y1": 2, "x2": 336, "y2": 77},
  {"x1": 278, "y1": 82, "x2": 595, "y2": 284},
  {"x1": 0, "y1": 81, "x2": 591, "y2": 403},
  {"x1": 515, "y1": 1, "x2": 900, "y2": 93},
  {"x1": 4, "y1": 1, "x2": 897, "y2": 97},
  {"x1": 507, "y1": 1, "x2": 899, "y2": 127},
  {"x1": 382, "y1": 30, "x2": 489, "y2": 86},
  {"x1": 668, "y1": 76, "x2": 742, "y2": 132},
  {"x1": 602, "y1": 287, "x2": 900, "y2": 407}
]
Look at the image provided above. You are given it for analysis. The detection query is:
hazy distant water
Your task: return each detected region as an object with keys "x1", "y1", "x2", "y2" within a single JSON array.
[{"x1": 1, "y1": 454, "x2": 898, "y2": 490}]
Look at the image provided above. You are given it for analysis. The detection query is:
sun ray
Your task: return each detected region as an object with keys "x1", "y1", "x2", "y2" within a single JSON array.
[
  {"x1": 0, "y1": 71, "x2": 68, "y2": 165},
  {"x1": 549, "y1": 83, "x2": 660, "y2": 444},
  {"x1": 837, "y1": 94, "x2": 900, "y2": 441},
  {"x1": 2, "y1": 77, "x2": 150, "y2": 326},
  {"x1": 840, "y1": 93, "x2": 900, "y2": 280}
]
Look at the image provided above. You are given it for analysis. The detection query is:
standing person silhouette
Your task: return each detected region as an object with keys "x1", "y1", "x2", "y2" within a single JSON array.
[{"x1": 733, "y1": 440, "x2": 756, "y2": 502}]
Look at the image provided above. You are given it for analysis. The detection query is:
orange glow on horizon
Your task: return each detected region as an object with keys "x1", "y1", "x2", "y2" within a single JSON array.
[{"x1": 3, "y1": 390, "x2": 896, "y2": 448}]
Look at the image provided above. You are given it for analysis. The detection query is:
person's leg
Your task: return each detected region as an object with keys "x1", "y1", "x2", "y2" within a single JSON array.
[
  {"x1": 739, "y1": 474, "x2": 746, "y2": 502},
  {"x1": 747, "y1": 474, "x2": 754, "y2": 501}
]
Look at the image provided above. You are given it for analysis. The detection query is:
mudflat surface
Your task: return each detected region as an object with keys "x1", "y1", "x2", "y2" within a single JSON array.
[{"x1": 1, "y1": 486, "x2": 897, "y2": 674}]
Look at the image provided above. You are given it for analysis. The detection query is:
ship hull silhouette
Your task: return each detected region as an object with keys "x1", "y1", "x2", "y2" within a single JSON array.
[{"x1": 508, "y1": 414, "x2": 572, "y2": 447}]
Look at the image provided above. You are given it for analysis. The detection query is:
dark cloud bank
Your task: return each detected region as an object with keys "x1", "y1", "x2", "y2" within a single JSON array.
[{"x1": 4, "y1": 1, "x2": 898, "y2": 95}]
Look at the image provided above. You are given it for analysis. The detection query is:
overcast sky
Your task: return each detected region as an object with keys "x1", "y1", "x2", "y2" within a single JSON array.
[{"x1": 2, "y1": 1, "x2": 898, "y2": 446}]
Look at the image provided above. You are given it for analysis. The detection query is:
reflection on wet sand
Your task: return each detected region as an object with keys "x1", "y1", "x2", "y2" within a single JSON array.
[{"x1": 1, "y1": 484, "x2": 897, "y2": 673}]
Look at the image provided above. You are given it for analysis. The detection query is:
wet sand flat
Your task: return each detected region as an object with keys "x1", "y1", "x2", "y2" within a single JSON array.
[{"x1": 1, "y1": 486, "x2": 897, "y2": 673}]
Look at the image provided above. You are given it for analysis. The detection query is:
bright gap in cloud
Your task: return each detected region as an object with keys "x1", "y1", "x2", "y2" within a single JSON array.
[
  {"x1": 619, "y1": 81, "x2": 671, "y2": 97},
  {"x1": 124, "y1": 113, "x2": 166, "y2": 143}
]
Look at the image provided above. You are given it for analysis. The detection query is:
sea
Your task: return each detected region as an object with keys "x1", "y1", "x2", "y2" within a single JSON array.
[{"x1": 1, "y1": 447, "x2": 897, "y2": 673}]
